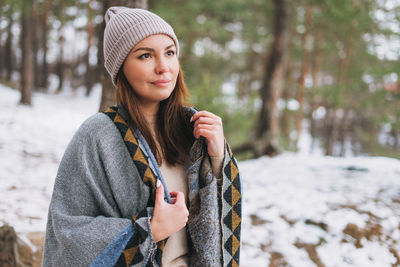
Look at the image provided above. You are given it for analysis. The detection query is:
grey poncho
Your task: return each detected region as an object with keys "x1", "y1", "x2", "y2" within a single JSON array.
[{"x1": 43, "y1": 107, "x2": 242, "y2": 266}]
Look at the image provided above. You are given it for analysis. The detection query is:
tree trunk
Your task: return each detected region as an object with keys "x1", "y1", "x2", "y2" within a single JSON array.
[
  {"x1": 56, "y1": 24, "x2": 65, "y2": 93},
  {"x1": 255, "y1": 0, "x2": 290, "y2": 156},
  {"x1": 85, "y1": 0, "x2": 95, "y2": 96},
  {"x1": 0, "y1": 42, "x2": 3, "y2": 80},
  {"x1": 394, "y1": 130, "x2": 399, "y2": 150},
  {"x1": 280, "y1": 61, "x2": 293, "y2": 147},
  {"x1": 99, "y1": 0, "x2": 142, "y2": 111},
  {"x1": 330, "y1": 38, "x2": 351, "y2": 156},
  {"x1": 309, "y1": 29, "x2": 322, "y2": 152},
  {"x1": 324, "y1": 108, "x2": 337, "y2": 156},
  {"x1": 0, "y1": 6, "x2": 3, "y2": 79},
  {"x1": 39, "y1": 0, "x2": 50, "y2": 90},
  {"x1": 339, "y1": 109, "x2": 350, "y2": 156},
  {"x1": 294, "y1": 6, "x2": 312, "y2": 148},
  {"x1": 32, "y1": 2, "x2": 40, "y2": 90},
  {"x1": 20, "y1": 0, "x2": 34, "y2": 105},
  {"x1": 5, "y1": 7, "x2": 14, "y2": 82}
]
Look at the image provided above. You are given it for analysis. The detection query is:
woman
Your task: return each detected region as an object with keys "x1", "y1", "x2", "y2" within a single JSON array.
[{"x1": 43, "y1": 7, "x2": 242, "y2": 267}]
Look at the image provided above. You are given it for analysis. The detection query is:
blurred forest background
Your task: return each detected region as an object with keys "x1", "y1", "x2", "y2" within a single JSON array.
[{"x1": 1, "y1": 0, "x2": 399, "y2": 160}]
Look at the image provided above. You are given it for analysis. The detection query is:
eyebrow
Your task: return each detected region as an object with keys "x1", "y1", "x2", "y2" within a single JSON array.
[{"x1": 133, "y1": 44, "x2": 175, "y2": 53}]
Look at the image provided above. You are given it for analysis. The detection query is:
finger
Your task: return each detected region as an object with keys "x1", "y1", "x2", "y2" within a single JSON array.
[
  {"x1": 155, "y1": 180, "x2": 165, "y2": 205},
  {"x1": 175, "y1": 192, "x2": 186, "y2": 204},
  {"x1": 193, "y1": 128, "x2": 214, "y2": 140},
  {"x1": 193, "y1": 117, "x2": 220, "y2": 128},
  {"x1": 193, "y1": 124, "x2": 219, "y2": 139},
  {"x1": 191, "y1": 111, "x2": 219, "y2": 123},
  {"x1": 190, "y1": 110, "x2": 220, "y2": 123},
  {"x1": 194, "y1": 124, "x2": 217, "y2": 132}
]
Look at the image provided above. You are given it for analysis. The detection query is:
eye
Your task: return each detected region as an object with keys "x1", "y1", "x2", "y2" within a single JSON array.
[
  {"x1": 138, "y1": 53, "x2": 151, "y2": 59},
  {"x1": 166, "y1": 50, "x2": 175, "y2": 56}
]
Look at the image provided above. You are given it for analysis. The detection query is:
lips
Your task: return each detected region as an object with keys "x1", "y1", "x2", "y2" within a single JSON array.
[{"x1": 151, "y1": 79, "x2": 171, "y2": 87}]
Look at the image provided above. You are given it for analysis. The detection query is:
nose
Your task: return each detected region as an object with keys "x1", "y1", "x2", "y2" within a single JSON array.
[{"x1": 155, "y1": 57, "x2": 168, "y2": 74}]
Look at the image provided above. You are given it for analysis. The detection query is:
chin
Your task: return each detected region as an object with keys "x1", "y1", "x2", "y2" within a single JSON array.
[{"x1": 153, "y1": 92, "x2": 174, "y2": 103}]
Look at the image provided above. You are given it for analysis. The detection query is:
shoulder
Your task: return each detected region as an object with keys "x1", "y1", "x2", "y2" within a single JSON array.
[
  {"x1": 79, "y1": 112, "x2": 115, "y2": 134},
  {"x1": 60, "y1": 112, "x2": 131, "y2": 169},
  {"x1": 79, "y1": 112, "x2": 120, "y2": 136},
  {"x1": 69, "y1": 112, "x2": 122, "y2": 148}
]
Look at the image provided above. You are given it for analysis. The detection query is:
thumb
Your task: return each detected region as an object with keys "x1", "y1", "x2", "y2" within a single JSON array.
[
  {"x1": 174, "y1": 192, "x2": 186, "y2": 205},
  {"x1": 155, "y1": 179, "x2": 165, "y2": 205}
]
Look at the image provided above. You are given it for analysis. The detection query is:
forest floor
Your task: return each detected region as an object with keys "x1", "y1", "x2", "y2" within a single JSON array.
[{"x1": 1, "y1": 84, "x2": 400, "y2": 266}]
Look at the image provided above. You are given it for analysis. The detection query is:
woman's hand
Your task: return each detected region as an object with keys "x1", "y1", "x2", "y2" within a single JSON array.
[
  {"x1": 150, "y1": 181, "x2": 189, "y2": 243},
  {"x1": 191, "y1": 110, "x2": 225, "y2": 158}
]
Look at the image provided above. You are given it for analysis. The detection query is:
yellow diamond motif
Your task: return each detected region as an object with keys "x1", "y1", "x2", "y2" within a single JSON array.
[
  {"x1": 231, "y1": 185, "x2": 240, "y2": 207},
  {"x1": 133, "y1": 149, "x2": 147, "y2": 164},
  {"x1": 114, "y1": 115, "x2": 127, "y2": 125},
  {"x1": 123, "y1": 246, "x2": 138, "y2": 265},
  {"x1": 124, "y1": 130, "x2": 138, "y2": 145},
  {"x1": 232, "y1": 210, "x2": 241, "y2": 231}
]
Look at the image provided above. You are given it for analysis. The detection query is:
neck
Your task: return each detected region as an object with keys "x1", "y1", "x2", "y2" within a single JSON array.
[
  {"x1": 140, "y1": 101, "x2": 159, "y2": 118},
  {"x1": 139, "y1": 102, "x2": 159, "y2": 132}
]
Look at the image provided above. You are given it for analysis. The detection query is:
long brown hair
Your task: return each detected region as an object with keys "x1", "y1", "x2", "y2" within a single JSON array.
[{"x1": 114, "y1": 67, "x2": 195, "y2": 166}]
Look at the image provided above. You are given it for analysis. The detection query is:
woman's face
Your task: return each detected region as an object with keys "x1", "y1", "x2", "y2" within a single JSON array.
[{"x1": 122, "y1": 34, "x2": 179, "y2": 107}]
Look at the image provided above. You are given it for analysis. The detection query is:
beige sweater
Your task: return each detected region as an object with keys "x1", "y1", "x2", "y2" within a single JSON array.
[
  {"x1": 146, "y1": 116, "x2": 223, "y2": 266},
  {"x1": 160, "y1": 155, "x2": 224, "y2": 267}
]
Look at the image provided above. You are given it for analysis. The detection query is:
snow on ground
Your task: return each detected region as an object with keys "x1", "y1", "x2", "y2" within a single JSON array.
[
  {"x1": 0, "y1": 84, "x2": 399, "y2": 266},
  {"x1": 240, "y1": 154, "x2": 400, "y2": 267},
  {"x1": 0, "y1": 84, "x2": 100, "y2": 232}
]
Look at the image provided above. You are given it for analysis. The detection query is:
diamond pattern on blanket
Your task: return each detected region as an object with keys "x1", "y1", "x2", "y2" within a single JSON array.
[
  {"x1": 124, "y1": 129, "x2": 138, "y2": 145},
  {"x1": 221, "y1": 144, "x2": 242, "y2": 267},
  {"x1": 104, "y1": 106, "x2": 241, "y2": 267},
  {"x1": 103, "y1": 106, "x2": 167, "y2": 266}
]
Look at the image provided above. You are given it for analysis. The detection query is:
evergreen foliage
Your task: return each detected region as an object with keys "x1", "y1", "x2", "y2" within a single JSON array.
[{"x1": 0, "y1": 0, "x2": 398, "y2": 158}]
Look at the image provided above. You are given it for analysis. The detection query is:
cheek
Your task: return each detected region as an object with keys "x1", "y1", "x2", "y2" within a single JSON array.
[
  {"x1": 171, "y1": 60, "x2": 180, "y2": 79},
  {"x1": 123, "y1": 63, "x2": 147, "y2": 84}
]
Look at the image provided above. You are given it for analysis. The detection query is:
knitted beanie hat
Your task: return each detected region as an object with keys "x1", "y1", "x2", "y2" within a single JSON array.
[{"x1": 103, "y1": 7, "x2": 180, "y2": 86}]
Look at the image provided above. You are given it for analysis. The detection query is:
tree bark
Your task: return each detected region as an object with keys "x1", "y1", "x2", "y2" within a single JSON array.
[
  {"x1": 32, "y1": 2, "x2": 40, "y2": 90},
  {"x1": 339, "y1": 109, "x2": 350, "y2": 156},
  {"x1": 281, "y1": 20, "x2": 297, "y2": 150},
  {"x1": 39, "y1": 0, "x2": 50, "y2": 90},
  {"x1": 0, "y1": 42, "x2": 3, "y2": 80},
  {"x1": 324, "y1": 108, "x2": 337, "y2": 156},
  {"x1": 294, "y1": 6, "x2": 312, "y2": 147},
  {"x1": 328, "y1": 38, "x2": 351, "y2": 156},
  {"x1": 255, "y1": 0, "x2": 290, "y2": 156},
  {"x1": 99, "y1": 0, "x2": 144, "y2": 111},
  {"x1": 0, "y1": 6, "x2": 3, "y2": 79},
  {"x1": 20, "y1": 0, "x2": 34, "y2": 105},
  {"x1": 56, "y1": 23, "x2": 65, "y2": 93},
  {"x1": 309, "y1": 29, "x2": 322, "y2": 152},
  {"x1": 280, "y1": 62, "x2": 293, "y2": 146},
  {"x1": 4, "y1": 7, "x2": 14, "y2": 82},
  {"x1": 85, "y1": 0, "x2": 95, "y2": 96},
  {"x1": 393, "y1": 130, "x2": 399, "y2": 150}
]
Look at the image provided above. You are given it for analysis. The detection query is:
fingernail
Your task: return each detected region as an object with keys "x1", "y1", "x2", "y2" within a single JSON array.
[
  {"x1": 190, "y1": 116, "x2": 193, "y2": 122},
  {"x1": 156, "y1": 180, "x2": 161, "y2": 188}
]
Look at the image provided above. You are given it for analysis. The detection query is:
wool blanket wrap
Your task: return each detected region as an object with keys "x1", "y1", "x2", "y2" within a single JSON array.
[{"x1": 43, "y1": 105, "x2": 242, "y2": 267}]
